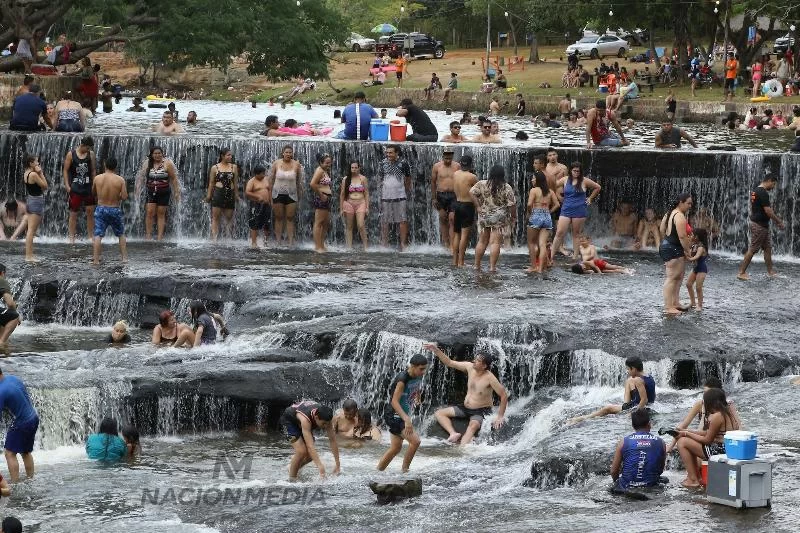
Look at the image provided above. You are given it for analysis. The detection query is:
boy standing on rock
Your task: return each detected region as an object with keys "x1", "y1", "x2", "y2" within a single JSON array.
[{"x1": 377, "y1": 354, "x2": 428, "y2": 472}]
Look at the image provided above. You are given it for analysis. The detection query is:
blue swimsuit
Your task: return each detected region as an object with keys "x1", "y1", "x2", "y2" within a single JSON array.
[
  {"x1": 693, "y1": 252, "x2": 708, "y2": 274},
  {"x1": 560, "y1": 179, "x2": 587, "y2": 219}
]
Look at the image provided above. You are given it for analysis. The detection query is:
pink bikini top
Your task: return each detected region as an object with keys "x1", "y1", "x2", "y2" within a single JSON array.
[
  {"x1": 319, "y1": 171, "x2": 331, "y2": 187},
  {"x1": 349, "y1": 183, "x2": 365, "y2": 193}
]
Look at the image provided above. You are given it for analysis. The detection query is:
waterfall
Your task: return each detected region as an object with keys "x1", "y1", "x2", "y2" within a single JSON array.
[
  {"x1": 2, "y1": 132, "x2": 796, "y2": 254},
  {"x1": 52, "y1": 279, "x2": 143, "y2": 326}
]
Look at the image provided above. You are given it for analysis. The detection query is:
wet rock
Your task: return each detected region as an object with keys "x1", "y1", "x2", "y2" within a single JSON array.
[
  {"x1": 368, "y1": 478, "x2": 422, "y2": 504},
  {"x1": 426, "y1": 417, "x2": 473, "y2": 441},
  {"x1": 525, "y1": 453, "x2": 609, "y2": 489}
]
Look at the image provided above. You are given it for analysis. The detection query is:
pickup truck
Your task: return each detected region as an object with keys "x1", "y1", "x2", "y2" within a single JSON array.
[{"x1": 375, "y1": 33, "x2": 446, "y2": 59}]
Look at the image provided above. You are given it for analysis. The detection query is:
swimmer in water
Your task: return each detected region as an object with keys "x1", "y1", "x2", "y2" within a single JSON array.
[
  {"x1": 107, "y1": 320, "x2": 131, "y2": 344},
  {"x1": 280, "y1": 401, "x2": 340, "y2": 481},
  {"x1": 340, "y1": 409, "x2": 382, "y2": 449},
  {"x1": 377, "y1": 354, "x2": 428, "y2": 472},
  {"x1": 331, "y1": 399, "x2": 359, "y2": 437},
  {"x1": 567, "y1": 357, "x2": 655, "y2": 425},
  {"x1": 424, "y1": 343, "x2": 507, "y2": 445},
  {"x1": 153, "y1": 111, "x2": 184, "y2": 135}
]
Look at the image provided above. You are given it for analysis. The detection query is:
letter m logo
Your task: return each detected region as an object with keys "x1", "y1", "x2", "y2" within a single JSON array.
[{"x1": 213, "y1": 454, "x2": 252, "y2": 480}]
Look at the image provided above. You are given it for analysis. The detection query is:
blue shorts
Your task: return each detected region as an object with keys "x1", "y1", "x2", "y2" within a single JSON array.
[
  {"x1": 598, "y1": 133, "x2": 623, "y2": 147},
  {"x1": 528, "y1": 208, "x2": 553, "y2": 229},
  {"x1": 693, "y1": 258, "x2": 708, "y2": 274},
  {"x1": 5, "y1": 415, "x2": 39, "y2": 453},
  {"x1": 94, "y1": 206, "x2": 125, "y2": 237}
]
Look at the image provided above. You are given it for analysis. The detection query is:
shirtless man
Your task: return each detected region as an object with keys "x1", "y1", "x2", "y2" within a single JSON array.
[
  {"x1": 431, "y1": 150, "x2": 460, "y2": 249},
  {"x1": 331, "y1": 399, "x2": 359, "y2": 438},
  {"x1": 153, "y1": 111, "x2": 184, "y2": 135},
  {"x1": 558, "y1": 93, "x2": 572, "y2": 118},
  {"x1": 440, "y1": 121, "x2": 466, "y2": 143},
  {"x1": 543, "y1": 148, "x2": 569, "y2": 254},
  {"x1": 609, "y1": 201, "x2": 639, "y2": 248},
  {"x1": 574, "y1": 236, "x2": 630, "y2": 274},
  {"x1": 451, "y1": 155, "x2": 478, "y2": 267},
  {"x1": 637, "y1": 208, "x2": 661, "y2": 249},
  {"x1": 91, "y1": 158, "x2": 128, "y2": 265},
  {"x1": 471, "y1": 120, "x2": 501, "y2": 144},
  {"x1": 424, "y1": 343, "x2": 508, "y2": 445},
  {"x1": 0, "y1": 200, "x2": 27, "y2": 241},
  {"x1": 489, "y1": 97, "x2": 500, "y2": 115},
  {"x1": 245, "y1": 165, "x2": 272, "y2": 249}
]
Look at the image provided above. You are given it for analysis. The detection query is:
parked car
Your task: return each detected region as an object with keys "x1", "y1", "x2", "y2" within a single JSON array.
[
  {"x1": 774, "y1": 33, "x2": 796, "y2": 54},
  {"x1": 375, "y1": 32, "x2": 445, "y2": 59},
  {"x1": 566, "y1": 34, "x2": 630, "y2": 59},
  {"x1": 345, "y1": 33, "x2": 376, "y2": 52}
]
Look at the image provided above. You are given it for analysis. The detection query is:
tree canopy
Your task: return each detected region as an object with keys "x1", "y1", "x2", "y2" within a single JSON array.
[{"x1": 0, "y1": 0, "x2": 347, "y2": 79}]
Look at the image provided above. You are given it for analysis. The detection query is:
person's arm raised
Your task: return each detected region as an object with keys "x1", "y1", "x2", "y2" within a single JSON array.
[{"x1": 422, "y1": 343, "x2": 470, "y2": 372}]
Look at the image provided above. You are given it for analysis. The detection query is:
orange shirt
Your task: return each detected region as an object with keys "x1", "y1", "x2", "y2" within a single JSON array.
[
  {"x1": 725, "y1": 59, "x2": 738, "y2": 79},
  {"x1": 395, "y1": 58, "x2": 405, "y2": 73}
]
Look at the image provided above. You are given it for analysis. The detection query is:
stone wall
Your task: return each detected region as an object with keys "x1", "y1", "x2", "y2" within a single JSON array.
[
  {"x1": 370, "y1": 88, "x2": 799, "y2": 124},
  {"x1": 0, "y1": 74, "x2": 83, "y2": 118}
]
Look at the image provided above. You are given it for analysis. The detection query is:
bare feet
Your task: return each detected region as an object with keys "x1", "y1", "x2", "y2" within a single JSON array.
[
  {"x1": 565, "y1": 416, "x2": 585, "y2": 426},
  {"x1": 767, "y1": 270, "x2": 778, "y2": 278},
  {"x1": 24, "y1": 256, "x2": 40, "y2": 263},
  {"x1": 694, "y1": 306, "x2": 703, "y2": 311},
  {"x1": 664, "y1": 308, "x2": 683, "y2": 316},
  {"x1": 681, "y1": 478, "x2": 701, "y2": 489},
  {"x1": 447, "y1": 433, "x2": 462, "y2": 444},
  {"x1": 736, "y1": 273, "x2": 750, "y2": 281},
  {"x1": 677, "y1": 304, "x2": 691, "y2": 312}
]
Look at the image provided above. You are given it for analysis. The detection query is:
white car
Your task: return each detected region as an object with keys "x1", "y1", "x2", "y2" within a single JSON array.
[
  {"x1": 566, "y1": 35, "x2": 630, "y2": 59},
  {"x1": 345, "y1": 33, "x2": 376, "y2": 52}
]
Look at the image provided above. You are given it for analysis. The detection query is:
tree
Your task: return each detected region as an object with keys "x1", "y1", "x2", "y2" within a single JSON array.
[{"x1": 0, "y1": 0, "x2": 347, "y2": 80}]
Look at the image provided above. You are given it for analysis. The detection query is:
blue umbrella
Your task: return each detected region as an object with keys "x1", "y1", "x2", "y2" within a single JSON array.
[{"x1": 371, "y1": 23, "x2": 398, "y2": 34}]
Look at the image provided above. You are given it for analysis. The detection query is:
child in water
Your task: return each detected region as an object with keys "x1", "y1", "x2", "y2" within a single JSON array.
[
  {"x1": 107, "y1": 320, "x2": 131, "y2": 344},
  {"x1": 686, "y1": 228, "x2": 708, "y2": 311},
  {"x1": 574, "y1": 236, "x2": 631, "y2": 273}
]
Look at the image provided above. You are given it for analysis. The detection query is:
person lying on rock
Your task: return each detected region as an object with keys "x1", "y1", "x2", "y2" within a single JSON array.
[
  {"x1": 280, "y1": 401, "x2": 340, "y2": 481},
  {"x1": 424, "y1": 343, "x2": 508, "y2": 445}
]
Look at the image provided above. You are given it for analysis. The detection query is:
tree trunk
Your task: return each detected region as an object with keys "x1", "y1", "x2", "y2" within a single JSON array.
[
  {"x1": 649, "y1": 30, "x2": 661, "y2": 69},
  {"x1": 509, "y1": 19, "x2": 518, "y2": 57},
  {"x1": 528, "y1": 33, "x2": 539, "y2": 63}
]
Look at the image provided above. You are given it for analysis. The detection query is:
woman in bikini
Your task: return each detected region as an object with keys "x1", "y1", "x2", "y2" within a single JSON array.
[
  {"x1": 151, "y1": 310, "x2": 191, "y2": 346},
  {"x1": 309, "y1": 153, "x2": 334, "y2": 253},
  {"x1": 526, "y1": 169, "x2": 560, "y2": 273},
  {"x1": 205, "y1": 148, "x2": 239, "y2": 241},
  {"x1": 268, "y1": 145, "x2": 304, "y2": 246},
  {"x1": 340, "y1": 161, "x2": 370, "y2": 250},
  {"x1": 675, "y1": 388, "x2": 741, "y2": 488}
]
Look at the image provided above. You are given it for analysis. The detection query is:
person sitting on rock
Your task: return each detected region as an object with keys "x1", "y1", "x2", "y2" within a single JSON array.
[
  {"x1": 424, "y1": 343, "x2": 507, "y2": 445},
  {"x1": 610, "y1": 409, "x2": 666, "y2": 492},
  {"x1": 608, "y1": 201, "x2": 639, "y2": 249},
  {"x1": 567, "y1": 357, "x2": 655, "y2": 425},
  {"x1": 280, "y1": 401, "x2": 340, "y2": 480}
]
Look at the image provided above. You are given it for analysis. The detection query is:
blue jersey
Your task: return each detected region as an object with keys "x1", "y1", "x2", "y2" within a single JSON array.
[
  {"x1": 618, "y1": 431, "x2": 666, "y2": 489},
  {"x1": 342, "y1": 102, "x2": 377, "y2": 140},
  {"x1": 630, "y1": 375, "x2": 656, "y2": 406},
  {"x1": 388, "y1": 371, "x2": 423, "y2": 415},
  {"x1": 0, "y1": 375, "x2": 38, "y2": 427}
]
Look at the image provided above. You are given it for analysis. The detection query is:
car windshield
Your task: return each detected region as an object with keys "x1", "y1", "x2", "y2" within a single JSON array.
[
  {"x1": 579, "y1": 36, "x2": 597, "y2": 43},
  {"x1": 352, "y1": 33, "x2": 364, "y2": 40}
]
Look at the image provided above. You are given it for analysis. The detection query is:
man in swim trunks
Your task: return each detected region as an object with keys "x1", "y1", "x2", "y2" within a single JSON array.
[
  {"x1": 451, "y1": 155, "x2": 478, "y2": 267},
  {"x1": 378, "y1": 354, "x2": 428, "y2": 473},
  {"x1": 91, "y1": 158, "x2": 128, "y2": 265},
  {"x1": 558, "y1": 94, "x2": 572, "y2": 118},
  {"x1": 0, "y1": 367, "x2": 39, "y2": 481},
  {"x1": 610, "y1": 409, "x2": 666, "y2": 492},
  {"x1": 0, "y1": 264, "x2": 21, "y2": 348},
  {"x1": 331, "y1": 399, "x2": 359, "y2": 437},
  {"x1": 431, "y1": 149, "x2": 460, "y2": 249},
  {"x1": 567, "y1": 357, "x2": 655, "y2": 425},
  {"x1": 609, "y1": 201, "x2": 639, "y2": 249},
  {"x1": 540, "y1": 150, "x2": 569, "y2": 255},
  {"x1": 280, "y1": 400, "x2": 340, "y2": 480},
  {"x1": 738, "y1": 173, "x2": 784, "y2": 280},
  {"x1": 424, "y1": 343, "x2": 508, "y2": 445},
  {"x1": 63, "y1": 136, "x2": 97, "y2": 244},
  {"x1": 245, "y1": 165, "x2": 272, "y2": 249},
  {"x1": 153, "y1": 111, "x2": 184, "y2": 135}
]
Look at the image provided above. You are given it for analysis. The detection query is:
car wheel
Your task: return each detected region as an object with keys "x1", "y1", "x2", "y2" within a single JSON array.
[
  {"x1": 618, "y1": 47, "x2": 626, "y2": 58},
  {"x1": 352, "y1": 44, "x2": 361, "y2": 52},
  {"x1": 434, "y1": 48, "x2": 444, "y2": 59},
  {"x1": 590, "y1": 48, "x2": 599, "y2": 59}
]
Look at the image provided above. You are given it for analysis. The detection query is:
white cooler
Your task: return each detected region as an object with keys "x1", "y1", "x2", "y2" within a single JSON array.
[{"x1": 706, "y1": 455, "x2": 772, "y2": 509}]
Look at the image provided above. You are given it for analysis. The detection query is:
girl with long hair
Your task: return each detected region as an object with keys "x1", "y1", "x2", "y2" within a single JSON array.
[
  {"x1": 340, "y1": 161, "x2": 369, "y2": 249},
  {"x1": 469, "y1": 165, "x2": 517, "y2": 272}
]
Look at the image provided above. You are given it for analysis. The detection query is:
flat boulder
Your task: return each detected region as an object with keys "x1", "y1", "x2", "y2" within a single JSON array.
[{"x1": 368, "y1": 478, "x2": 422, "y2": 504}]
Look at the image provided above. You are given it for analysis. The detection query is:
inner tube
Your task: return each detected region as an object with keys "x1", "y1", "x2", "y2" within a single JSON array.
[
  {"x1": 763, "y1": 79, "x2": 783, "y2": 98},
  {"x1": 707, "y1": 145, "x2": 737, "y2": 151},
  {"x1": 147, "y1": 103, "x2": 168, "y2": 109},
  {"x1": 145, "y1": 95, "x2": 175, "y2": 102},
  {"x1": 750, "y1": 96, "x2": 770, "y2": 103}
]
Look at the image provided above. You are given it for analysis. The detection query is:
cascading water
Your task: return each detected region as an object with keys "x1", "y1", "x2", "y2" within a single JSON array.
[
  {"x1": 52, "y1": 279, "x2": 143, "y2": 326},
  {"x1": 2, "y1": 132, "x2": 797, "y2": 253}
]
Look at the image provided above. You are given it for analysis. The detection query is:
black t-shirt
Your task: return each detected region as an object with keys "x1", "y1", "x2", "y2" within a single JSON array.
[
  {"x1": 0, "y1": 278, "x2": 11, "y2": 314},
  {"x1": 667, "y1": 99, "x2": 677, "y2": 113},
  {"x1": 750, "y1": 186, "x2": 771, "y2": 227},
  {"x1": 516, "y1": 100, "x2": 526, "y2": 116},
  {"x1": 404, "y1": 105, "x2": 438, "y2": 136},
  {"x1": 106, "y1": 333, "x2": 131, "y2": 344}
]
